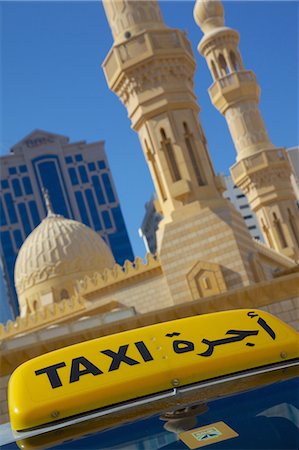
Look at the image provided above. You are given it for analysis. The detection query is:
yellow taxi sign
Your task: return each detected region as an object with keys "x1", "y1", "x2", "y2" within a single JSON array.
[{"x1": 8, "y1": 309, "x2": 299, "y2": 431}]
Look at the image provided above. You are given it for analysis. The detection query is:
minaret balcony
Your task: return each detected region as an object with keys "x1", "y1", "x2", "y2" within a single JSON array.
[
  {"x1": 208, "y1": 70, "x2": 260, "y2": 114},
  {"x1": 231, "y1": 148, "x2": 291, "y2": 186},
  {"x1": 103, "y1": 28, "x2": 195, "y2": 90}
]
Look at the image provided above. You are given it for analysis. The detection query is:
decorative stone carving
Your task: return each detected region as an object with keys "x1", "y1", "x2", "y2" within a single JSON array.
[{"x1": 186, "y1": 261, "x2": 227, "y2": 300}]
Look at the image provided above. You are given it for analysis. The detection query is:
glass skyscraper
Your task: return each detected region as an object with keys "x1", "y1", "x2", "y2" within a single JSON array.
[{"x1": 0, "y1": 130, "x2": 134, "y2": 319}]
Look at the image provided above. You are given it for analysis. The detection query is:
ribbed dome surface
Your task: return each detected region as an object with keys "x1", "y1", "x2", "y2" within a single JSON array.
[{"x1": 15, "y1": 213, "x2": 115, "y2": 294}]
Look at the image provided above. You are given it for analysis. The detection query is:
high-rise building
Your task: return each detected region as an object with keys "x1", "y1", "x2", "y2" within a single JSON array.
[
  {"x1": 0, "y1": 130, "x2": 134, "y2": 318},
  {"x1": 222, "y1": 176, "x2": 263, "y2": 242},
  {"x1": 138, "y1": 196, "x2": 162, "y2": 254}
]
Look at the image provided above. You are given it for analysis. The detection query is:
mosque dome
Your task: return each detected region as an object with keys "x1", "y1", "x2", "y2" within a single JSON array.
[
  {"x1": 15, "y1": 210, "x2": 115, "y2": 315},
  {"x1": 193, "y1": 0, "x2": 224, "y2": 34}
]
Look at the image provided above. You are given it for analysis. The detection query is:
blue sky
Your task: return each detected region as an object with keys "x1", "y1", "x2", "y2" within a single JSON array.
[{"x1": 0, "y1": 1, "x2": 298, "y2": 321}]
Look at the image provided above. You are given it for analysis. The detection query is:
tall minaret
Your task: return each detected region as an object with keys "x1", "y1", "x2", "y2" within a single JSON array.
[
  {"x1": 102, "y1": 0, "x2": 265, "y2": 303},
  {"x1": 194, "y1": 0, "x2": 299, "y2": 261},
  {"x1": 102, "y1": 0, "x2": 224, "y2": 218}
]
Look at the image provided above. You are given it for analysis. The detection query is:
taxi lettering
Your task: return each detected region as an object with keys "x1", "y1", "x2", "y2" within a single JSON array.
[
  {"x1": 35, "y1": 312, "x2": 276, "y2": 389},
  {"x1": 35, "y1": 341, "x2": 154, "y2": 389}
]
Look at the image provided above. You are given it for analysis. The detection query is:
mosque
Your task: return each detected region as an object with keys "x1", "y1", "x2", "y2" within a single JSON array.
[{"x1": 0, "y1": 0, "x2": 298, "y2": 424}]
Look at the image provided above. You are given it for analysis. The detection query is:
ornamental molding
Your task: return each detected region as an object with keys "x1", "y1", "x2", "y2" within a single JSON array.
[
  {"x1": 15, "y1": 254, "x2": 113, "y2": 294},
  {"x1": 114, "y1": 58, "x2": 195, "y2": 105}
]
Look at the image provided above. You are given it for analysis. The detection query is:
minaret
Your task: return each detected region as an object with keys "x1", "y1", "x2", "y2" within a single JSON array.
[
  {"x1": 102, "y1": 0, "x2": 263, "y2": 303},
  {"x1": 194, "y1": 0, "x2": 299, "y2": 261}
]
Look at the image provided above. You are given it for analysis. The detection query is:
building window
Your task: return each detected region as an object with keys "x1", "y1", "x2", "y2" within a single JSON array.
[
  {"x1": 78, "y1": 166, "x2": 89, "y2": 184},
  {"x1": 160, "y1": 128, "x2": 181, "y2": 182},
  {"x1": 13, "y1": 230, "x2": 23, "y2": 249},
  {"x1": 102, "y1": 174, "x2": 115, "y2": 203},
  {"x1": 85, "y1": 189, "x2": 102, "y2": 231},
  {"x1": 34, "y1": 158, "x2": 71, "y2": 218},
  {"x1": 29, "y1": 201, "x2": 40, "y2": 227},
  {"x1": 273, "y1": 212, "x2": 287, "y2": 248},
  {"x1": 0, "y1": 198, "x2": 7, "y2": 226},
  {"x1": 75, "y1": 154, "x2": 83, "y2": 162},
  {"x1": 4, "y1": 193, "x2": 18, "y2": 224},
  {"x1": 60, "y1": 289, "x2": 70, "y2": 300},
  {"x1": 65, "y1": 156, "x2": 72, "y2": 164},
  {"x1": 144, "y1": 139, "x2": 167, "y2": 202},
  {"x1": 22, "y1": 177, "x2": 33, "y2": 195},
  {"x1": 19, "y1": 165, "x2": 28, "y2": 173},
  {"x1": 75, "y1": 191, "x2": 90, "y2": 226},
  {"x1": 218, "y1": 53, "x2": 229, "y2": 75},
  {"x1": 211, "y1": 60, "x2": 219, "y2": 80},
  {"x1": 88, "y1": 162, "x2": 96, "y2": 171},
  {"x1": 68, "y1": 168, "x2": 79, "y2": 186},
  {"x1": 1, "y1": 180, "x2": 9, "y2": 189},
  {"x1": 102, "y1": 210, "x2": 112, "y2": 229},
  {"x1": 183, "y1": 122, "x2": 206, "y2": 186},
  {"x1": 92, "y1": 176, "x2": 106, "y2": 205},
  {"x1": 261, "y1": 218, "x2": 274, "y2": 248},
  {"x1": 18, "y1": 203, "x2": 31, "y2": 236},
  {"x1": 8, "y1": 167, "x2": 17, "y2": 175},
  {"x1": 0, "y1": 231, "x2": 16, "y2": 279},
  {"x1": 288, "y1": 208, "x2": 299, "y2": 246},
  {"x1": 98, "y1": 160, "x2": 106, "y2": 170},
  {"x1": 12, "y1": 179, "x2": 22, "y2": 197},
  {"x1": 230, "y1": 50, "x2": 241, "y2": 71}
]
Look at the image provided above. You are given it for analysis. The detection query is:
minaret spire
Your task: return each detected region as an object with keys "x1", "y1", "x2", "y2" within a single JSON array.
[
  {"x1": 194, "y1": 0, "x2": 299, "y2": 261},
  {"x1": 42, "y1": 187, "x2": 54, "y2": 217}
]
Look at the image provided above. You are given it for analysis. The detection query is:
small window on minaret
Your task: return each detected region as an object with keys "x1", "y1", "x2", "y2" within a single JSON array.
[
  {"x1": 288, "y1": 208, "x2": 299, "y2": 246},
  {"x1": 218, "y1": 54, "x2": 229, "y2": 75},
  {"x1": 144, "y1": 139, "x2": 167, "y2": 201},
  {"x1": 273, "y1": 212, "x2": 288, "y2": 248},
  {"x1": 230, "y1": 51, "x2": 240, "y2": 72},
  {"x1": 211, "y1": 60, "x2": 219, "y2": 80},
  {"x1": 183, "y1": 122, "x2": 206, "y2": 186},
  {"x1": 160, "y1": 128, "x2": 181, "y2": 182},
  {"x1": 60, "y1": 289, "x2": 70, "y2": 300}
]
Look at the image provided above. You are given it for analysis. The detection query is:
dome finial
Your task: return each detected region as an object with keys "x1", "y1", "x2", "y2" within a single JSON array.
[
  {"x1": 194, "y1": 0, "x2": 225, "y2": 34},
  {"x1": 42, "y1": 187, "x2": 54, "y2": 216}
]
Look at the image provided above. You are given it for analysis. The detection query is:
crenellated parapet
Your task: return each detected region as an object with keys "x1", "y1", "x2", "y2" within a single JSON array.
[
  {"x1": 77, "y1": 253, "x2": 161, "y2": 296},
  {"x1": 0, "y1": 296, "x2": 86, "y2": 341}
]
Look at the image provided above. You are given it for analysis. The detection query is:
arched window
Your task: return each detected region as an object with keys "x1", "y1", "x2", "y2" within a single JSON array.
[
  {"x1": 32, "y1": 300, "x2": 38, "y2": 312},
  {"x1": 288, "y1": 208, "x2": 299, "y2": 246},
  {"x1": 273, "y1": 213, "x2": 287, "y2": 248},
  {"x1": 160, "y1": 128, "x2": 181, "y2": 182},
  {"x1": 144, "y1": 139, "x2": 167, "y2": 201},
  {"x1": 261, "y1": 218, "x2": 274, "y2": 248},
  {"x1": 211, "y1": 60, "x2": 219, "y2": 80},
  {"x1": 229, "y1": 51, "x2": 240, "y2": 71},
  {"x1": 183, "y1": 122, "x2": 206, "y2": 186},
  {"x1": 218, "y1": 54, "x2": 229, "y2": 75},
  {"x1": 60, "y1": 289, "x2": 70, "y2": 300}
]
